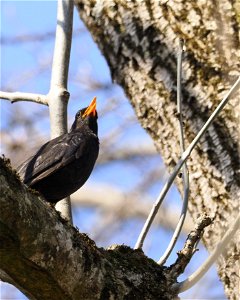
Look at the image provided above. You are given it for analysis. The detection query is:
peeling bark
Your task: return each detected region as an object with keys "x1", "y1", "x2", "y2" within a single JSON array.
[{"x1": 74, "y1": 1, "x2": 240, "y2": 299}]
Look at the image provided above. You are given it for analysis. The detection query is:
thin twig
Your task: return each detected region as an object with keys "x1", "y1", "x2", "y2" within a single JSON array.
[
  {"x1": 158, "y1": 39, "x2": 189, "y2": 265},
  {"x1": 48, "y1": 0, "x2": 74, "y2": 223},
  {"x1": 0, "y1": 91, "x2": 48, "y2": 105},
  {"x1": 1, "y1": 28, "x2": 85, "y2": 44},
  {"x1": 173, "y1": 213, "x2": 240, "y2": 293},
  {"x1": 134, "y1": 75, "x2": 240, "y2": 250},
  {"x1": 168, "y1": 214, "x2": 212, "y2": 279}
]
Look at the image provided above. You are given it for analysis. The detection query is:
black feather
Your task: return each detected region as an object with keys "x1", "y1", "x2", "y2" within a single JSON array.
[{"x1": 17, "y1": 106, "x2": 99, "y2": 203}]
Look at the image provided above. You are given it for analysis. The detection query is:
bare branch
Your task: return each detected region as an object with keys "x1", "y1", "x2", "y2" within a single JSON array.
[
  {"x1": 135, "y1": 75, "x2": 240, "y2": 250},
  {"x1": 48, "y1": 0, "x2": 74, "y2": 223},
  {"x1": 1, "y1": 28, "x2": 85, "y2": 44},
  {"x1": 168, "y1": 214, "x2": 213, "y2": 280},
  {"x1": 0, "y1": 157, "x2": 178, "y2": 300},
  {"x1": 0, "y1": 270, "x2": 35, "y2": 300},
  {"x1": 158, "y1": 39, "x2": 190, "y2": 265},
  {"x1": 0, "y1": 91, "x2": 48, "y2": 105},
  {"x1": 173, "y1": 213, "x2": 240, "y2": 294}
]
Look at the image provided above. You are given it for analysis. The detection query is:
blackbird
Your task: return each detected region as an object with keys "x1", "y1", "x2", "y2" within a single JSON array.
[{"x1": 17, "y1": 97, "x2": 99, "y2": 204}]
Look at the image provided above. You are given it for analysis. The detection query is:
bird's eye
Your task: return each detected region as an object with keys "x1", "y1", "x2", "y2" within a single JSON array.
[{"x1": 76, "y1": 112, "x2": 81, "y2": 118}]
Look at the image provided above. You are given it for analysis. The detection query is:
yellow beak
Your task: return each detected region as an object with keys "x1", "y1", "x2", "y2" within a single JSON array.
[{"x1": 82, "y1": 97, "x2": 97, "y2": 118}]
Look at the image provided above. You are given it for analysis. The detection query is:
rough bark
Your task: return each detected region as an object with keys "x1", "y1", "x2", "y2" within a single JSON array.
[
  {"x1": 0, "y1": 157, "x2": 180, "y2": 300},
  {"x1": 74, "y1": 1, "x2": 240, "y2": 299}
]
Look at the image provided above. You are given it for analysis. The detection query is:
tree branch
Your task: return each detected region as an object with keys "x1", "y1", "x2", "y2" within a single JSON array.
[
  {"x1": 135, "y1": 76, "x2": 240, "y2": 249},
  {"x1": 1, "y1": 28, "x2": 85, "y2": 44},
  {"x1": 174, "y1": 213, "x2": 240, "y2": 294},
  {"x1": 0, "y1": 91, "x2": 48, "y2": 105},
  {"x1": 48, "y1": 0, "x2": 74, "y2": 223},
  {"x1": 0, "y1": 156, "x2": 180, "y2": 300},
  {"x1": 74, "y1": 3, "x2": 239, "y2": 296},
  {"x1": 168, "y1": 214, "x2": 213, "y2": 280},
  {"x1": 158, "y1": 39, "x2": 190, "y2": 266}
]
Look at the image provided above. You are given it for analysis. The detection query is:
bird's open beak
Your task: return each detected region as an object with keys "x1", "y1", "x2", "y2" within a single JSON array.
[{"x1": 82, "y1": 97, "x2": 97, "y2": 118}]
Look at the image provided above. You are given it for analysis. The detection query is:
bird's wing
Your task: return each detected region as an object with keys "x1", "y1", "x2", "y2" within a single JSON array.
[{"x1": 17, "y1": 132, "x2": 87, "y2": 185}]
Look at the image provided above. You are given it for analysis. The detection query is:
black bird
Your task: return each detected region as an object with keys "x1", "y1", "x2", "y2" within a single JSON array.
[{"x1": 17, "y1": 97, "x2": 99, "y2": 204}]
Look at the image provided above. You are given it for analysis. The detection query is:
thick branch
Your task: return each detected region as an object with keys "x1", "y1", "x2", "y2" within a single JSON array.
[{"x1": 0, "y1": 157, "x2": 179, "y2": 300}]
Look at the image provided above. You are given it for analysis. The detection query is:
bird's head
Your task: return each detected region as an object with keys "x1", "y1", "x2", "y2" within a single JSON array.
[{"x1": 71, "y1": 97, "x2": 98, "y2": 134}]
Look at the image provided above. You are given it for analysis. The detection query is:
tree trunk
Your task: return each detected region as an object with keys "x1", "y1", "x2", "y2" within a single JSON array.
[{"x1": 74, "y1": 1, "x2": 240, "y2": 299}]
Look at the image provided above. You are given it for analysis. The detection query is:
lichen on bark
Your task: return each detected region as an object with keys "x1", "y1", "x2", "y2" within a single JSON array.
[{"x1": 74, "y1": 1, "x2": 240, "y2": 298}]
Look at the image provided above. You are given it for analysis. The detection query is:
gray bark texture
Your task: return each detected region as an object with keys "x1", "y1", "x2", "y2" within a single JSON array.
[
  {"x1": 0, "y1": 157, "x2": 182, "y2": 300},
  {"x1": 74, "y1": 1, "x2": 240, "y2": 299}
]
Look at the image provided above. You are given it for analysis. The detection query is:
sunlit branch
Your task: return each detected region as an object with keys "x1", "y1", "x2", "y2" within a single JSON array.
[
  {"x1": 134, "y1": 75, "x2": 240, "y2": 250},
  {"x1": 158, "y1": 39, "x2": 189, "y2": 265},
  {"x1": 48, "y1": 0, "x2": 74, "y2": 223},
  {"x1": 168, "y1": 213, "x2": 212, "y2": 280},
  {"x1": 173, "y1": 213, "x2": 240, "y2": 293},
  {"x1": 0, "y1": 91, "x2": 48, "y2": 105}
]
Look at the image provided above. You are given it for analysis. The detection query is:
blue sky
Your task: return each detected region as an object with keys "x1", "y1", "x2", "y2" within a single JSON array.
[{"x1": 1, "y1": 1, "x2": 226, "y2": 299}]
